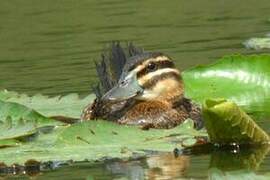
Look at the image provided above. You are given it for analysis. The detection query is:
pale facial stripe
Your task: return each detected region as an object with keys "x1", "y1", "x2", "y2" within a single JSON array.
[
  {"x1": 138, "y1": 76, "x2": 183, "y2": 100},
  {"x1": 138, "y1": 68, "x2": 180, "y2": 85}
]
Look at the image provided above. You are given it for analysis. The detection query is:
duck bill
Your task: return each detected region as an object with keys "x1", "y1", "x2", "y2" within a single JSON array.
[{"x1": 101, "y1": 74, "x2": 143, "y2": 102}]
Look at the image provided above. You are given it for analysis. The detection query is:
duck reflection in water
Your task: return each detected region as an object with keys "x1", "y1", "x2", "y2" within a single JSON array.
[{"x1": 105, "y1": 153, "x2": 190, "y2": 180}]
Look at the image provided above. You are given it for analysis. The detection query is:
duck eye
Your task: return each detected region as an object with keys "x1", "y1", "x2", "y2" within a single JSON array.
[{"x1": 147, "y1": 63, "x2": 157, "y2": 72}]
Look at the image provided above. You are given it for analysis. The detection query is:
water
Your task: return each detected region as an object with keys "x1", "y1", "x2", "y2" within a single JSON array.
[
  {"x1": 2, "y1": 146, "x2": 270, "y2": 179},
  {"x1": 0, "y1": 0, "x2": 270, "y2": 179},
  {"x1": 0, "y1": 0, "x2": 270, "y2": 95}
]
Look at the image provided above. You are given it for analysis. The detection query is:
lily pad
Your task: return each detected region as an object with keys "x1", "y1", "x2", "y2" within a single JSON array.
[
  {"x1": 202, "y1": 99, "x2": 270, "y2": 145},
  {"x1": 0, "y1": 117, "x2": 36, "y2": 141},
  {"x1": 0, "y1": 90, "x2": 95, "y2": 118},
  {"x1": 183, "y1": 55, "x2": 270, "y2": 117},
  {"x1": 0, "y1": 100, "x2": 63, "y2": 146},
  {"x1": 0, "y1": 119, "x2": 206, "y2": 165},
  {"x1": 0, "y1": 100, "x2": 59, "y2": 126}
]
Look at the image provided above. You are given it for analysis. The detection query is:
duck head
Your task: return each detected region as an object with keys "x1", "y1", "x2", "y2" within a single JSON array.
[{"x1": 102, "y1": 52, "x2": 184, "y2": 103}]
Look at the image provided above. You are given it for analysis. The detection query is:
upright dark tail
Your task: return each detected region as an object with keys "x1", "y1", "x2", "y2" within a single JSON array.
[{"x1": 93, "y1": 42, "x2": 143, "y2": 98}]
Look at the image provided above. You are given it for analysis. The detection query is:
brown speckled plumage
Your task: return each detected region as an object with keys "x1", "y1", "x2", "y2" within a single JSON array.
[{"x1": 118, "y1": 100, "x2": 188, "y2": 129}]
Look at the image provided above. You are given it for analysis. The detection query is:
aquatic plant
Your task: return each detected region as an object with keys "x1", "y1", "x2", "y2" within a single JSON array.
[{"x1": 0, "y1": 55, "x2": 269, "y2": 166}]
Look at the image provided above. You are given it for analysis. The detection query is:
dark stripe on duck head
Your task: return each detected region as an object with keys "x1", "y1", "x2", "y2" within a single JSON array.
[
  {"x1": 141, "y1": 71, "x2": 181, "y2": 89},
  {"x1": 137, "y1": 60, "x2": 175, "y2": 79},
  {"x1": 127, "y1": 52, "x2": 165, "y2": 72}
]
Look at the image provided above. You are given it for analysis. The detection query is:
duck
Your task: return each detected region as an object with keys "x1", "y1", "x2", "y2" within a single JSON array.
[{"x1": 81, "y1": 43, "x2": 203, "y2": 129}]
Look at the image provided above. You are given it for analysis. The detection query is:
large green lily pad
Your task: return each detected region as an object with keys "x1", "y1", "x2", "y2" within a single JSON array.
[
  {"x1": 0, "y1": 119, "x2": 206, "y2": 165},
  {"x1": 183, "y1": 55, "x2": 270, "y2": 116}
]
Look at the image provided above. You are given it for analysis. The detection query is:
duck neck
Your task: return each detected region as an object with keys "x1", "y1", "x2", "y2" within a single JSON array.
[{"x1": 152, "y1": 78, "x2": 184, "y2": 106}]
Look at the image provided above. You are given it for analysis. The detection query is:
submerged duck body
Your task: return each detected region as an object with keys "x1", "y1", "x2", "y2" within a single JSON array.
[{"x1": 82, "y1": 43, "x2": 203, "y2": 129}]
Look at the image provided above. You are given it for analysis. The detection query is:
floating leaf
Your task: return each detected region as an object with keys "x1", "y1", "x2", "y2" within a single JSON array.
[
  {"x1": 0, "y1": 119, "x2": 206, "y2": 165},
  {"x1": 183, "y1": 55, "x2": 270, "y2": 118},
  {"x1": 202, "y1": 99, "x2": 270, "y2": 145},
  {"x1": 0, "y1": 90, "x2": 95, "y2": 118},
  {"x1": 0, "y1": 100, "x2": 63, "y2": 146},
  {"x1": 0, "y1": 117, "x2": 36, "y2": 140},
  {"x1": 0, "y1": 100, "x2": 59, "y2": 126}
]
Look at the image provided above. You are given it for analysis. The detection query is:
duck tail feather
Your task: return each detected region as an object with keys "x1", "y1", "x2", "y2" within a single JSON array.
[
  {"x1": 93, "y1": 42, "x2": 144, "y2": 97},
  {"x1": 127, "y1": 42, "x2": 144, "y2": 57},
  {"x1": 111, "y1": 42, "x2": 127, "y2": 80}
]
